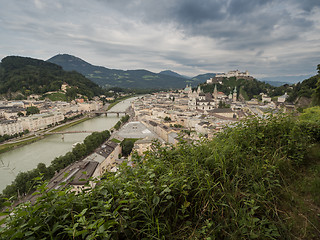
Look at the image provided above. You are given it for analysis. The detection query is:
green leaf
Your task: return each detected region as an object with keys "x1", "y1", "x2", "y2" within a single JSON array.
[{"x1": 153, "y1": 196, "x2": 160, "y2": 205}]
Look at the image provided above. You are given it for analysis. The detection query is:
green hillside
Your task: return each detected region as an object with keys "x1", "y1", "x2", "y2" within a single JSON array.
[
  {"x1": 191, "y1": 72, "x2": 216, "y2": 82},
  {"x1": 200, "y1": 76, "x2": 276, "y2": 100},
  {"x1": 0, "y1": 56, "x2": 105, "y2": 99},
  {"x1": 287, "y1": 66, "x2": 320, "y2": 105},
  {"x1": 47, "y1": 54, "x2": 203, "y2": 89},
  {"x1": 1, "y1": 114, "x2": 319, "y2": 239},
  {"x1": 159, "y1": 70, "x2": 190, "y2": 79}
]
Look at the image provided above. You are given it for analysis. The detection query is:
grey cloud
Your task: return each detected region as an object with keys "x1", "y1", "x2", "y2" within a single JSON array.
[
  {"x1": 0, "y1": 0, "x2": 319, "y2": 79},
  {"x1": 227, "y1": 0, "x2": 275, "y2": 16},
  {"x1": 297, "y1": 0, "x2": 320, "y2": 12}
]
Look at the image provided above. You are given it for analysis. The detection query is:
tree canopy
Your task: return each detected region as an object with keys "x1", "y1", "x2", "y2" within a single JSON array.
[
  {"x1": 26, "y1": 106, "x2": 40, "y2": 115},
  {"x1": 0, "y1": 56, "x2": 105, "y2": 99}
]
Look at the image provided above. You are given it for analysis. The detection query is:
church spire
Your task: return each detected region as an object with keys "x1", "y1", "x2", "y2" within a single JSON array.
[{"x1": 213, "y1": 84, "x2": 218, "y2": 100}]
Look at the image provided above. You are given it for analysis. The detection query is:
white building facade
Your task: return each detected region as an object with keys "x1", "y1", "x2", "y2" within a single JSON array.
[
  {"x1": 19, "y1": 112, "x2": 64, "y2": 131},
  {"x1": 0, "y1": 120, "x2": 24, "y2": 136}
]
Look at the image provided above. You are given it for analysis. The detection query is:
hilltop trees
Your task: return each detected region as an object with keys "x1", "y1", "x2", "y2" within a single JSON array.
[
  {"x1": 286, "y1": 65, "x2": 320, "y2": 105},
  {"x1": 200, "y1": 77, "x2": 274, "y2": 100},
  {"x1": 26, "y1": 106, "x2": 40, "y2": 115},
  {"x1": 0, "y1": 56, "x2": 105, "y2": 100}
]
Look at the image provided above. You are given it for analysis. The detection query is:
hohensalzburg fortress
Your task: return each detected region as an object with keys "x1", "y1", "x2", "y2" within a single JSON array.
[
  {"x1": 207, "y1": 70, "x2": 253, "y2": 84},
  {"x1": 216, "y1": 70, "x2": 249, "y2": 78}
]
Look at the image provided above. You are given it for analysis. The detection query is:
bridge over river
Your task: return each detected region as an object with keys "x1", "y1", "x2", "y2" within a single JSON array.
[
  {"x1": 93, "y1": 110, "x2": 127, "y2": 117},
  {"x1": 0, "y1": 96, "x2": 138, "y2": 192}
]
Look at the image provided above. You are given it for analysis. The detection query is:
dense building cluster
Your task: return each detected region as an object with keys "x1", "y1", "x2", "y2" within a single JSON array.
[
  {"x1": 132, "y1": 84, "x2": 294, "y2": 146},
  {"x1": 0, "y1": 99, "x2": 102, "y2": 135}
]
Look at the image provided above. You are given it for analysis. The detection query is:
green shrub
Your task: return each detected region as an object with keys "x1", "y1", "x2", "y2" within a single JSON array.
[{"x1": 1, "y1": 115, "x2": 319, "y2": 239}]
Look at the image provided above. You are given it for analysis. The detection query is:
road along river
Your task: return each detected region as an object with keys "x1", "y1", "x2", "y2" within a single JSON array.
[{"x1": 0, "y1": 97, "x2": 136, "y2": 192}]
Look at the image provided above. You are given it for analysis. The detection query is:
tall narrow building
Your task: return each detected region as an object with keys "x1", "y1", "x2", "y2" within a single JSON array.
[
  {"x1": 213, "y1": 84, "x2": 218, "y2": 100},
  {"x1": 233, "y1": 86, "x2": 237, "y2": 102}
]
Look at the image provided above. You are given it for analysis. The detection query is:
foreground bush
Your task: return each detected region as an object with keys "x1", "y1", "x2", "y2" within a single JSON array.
[{"x1": 0, "y1": 115, "x2": 319, "y2": 239}]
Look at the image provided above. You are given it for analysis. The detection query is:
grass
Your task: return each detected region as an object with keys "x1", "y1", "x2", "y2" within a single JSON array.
[
  {"x1": 0, "y1": 136, "x2": 43, "y2": 154},
  {"x1": 43, "y1": 92, "x2": 67, "y2": 101},
  {"x1": 110, "y1": 138, "x2": 121, "y2": 143}
]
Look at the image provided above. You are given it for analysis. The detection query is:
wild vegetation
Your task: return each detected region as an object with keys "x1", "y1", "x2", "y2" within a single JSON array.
[
  {"x1": 1, "y1": 114, "x2": 319, "y2": 239},
  {"x1": 287, "y1": 65, "x2": 320, "y2": 105}
]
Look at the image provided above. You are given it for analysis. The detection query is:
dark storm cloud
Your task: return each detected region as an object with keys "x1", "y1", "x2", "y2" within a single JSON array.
[
  {"x1": 97, "y1": 0, "x2": 316, "y2": 53},
  {"x1": 0, "y1": 0, "x2": 319, "y2": 79},
  {"x1": 227, "y1": 0, "x2": 274, "y2": 15},
  {"x1": 297, "y1": 0, "x2": 320, "y2": 12}
]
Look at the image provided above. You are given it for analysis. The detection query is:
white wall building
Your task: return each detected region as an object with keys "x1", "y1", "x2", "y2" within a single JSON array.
[
  {"x1": 19, "y1": 112, "x2": 64, "y2": 131},
  {"x1": 278, "y1": 93, "x2": 289, "y2": 103},
  {"x1": 78, "y1": 102, "x2": 101, "y2": 112},
  {"x1": 0, "y1": 120, "x2": 24, "y2": 136}
]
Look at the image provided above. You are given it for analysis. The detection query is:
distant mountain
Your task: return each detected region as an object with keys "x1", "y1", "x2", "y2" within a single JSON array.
[
  {"x1": 0, "y1": 56, "x2": 104, "y2": 99},
  {"x1": 159, "y1": 70, "x2": 190, "y2": 79},
  {"x1": 191, "y1": 73, "x2": 216, "y2": 83},
  {"x1": 260, "y1": 75, "x2": 312, "y2": 84},
  {"x1": 48, "y1": 54, "x2": 202, "y2": 89},
  {"x1": 262, "y1": 81, "x2": 290, "y2": 87}
]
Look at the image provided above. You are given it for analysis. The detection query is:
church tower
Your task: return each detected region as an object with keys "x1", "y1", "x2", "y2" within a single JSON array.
[
  {"x1": 213, "y1": 84, "x2": 218, "y2": 100},
  {"x1": 197, "y1": 86, "x2": 202, "y2": 94},
  {"x1": 232, "y1": 86, "x2": 237, "y2": 102}
]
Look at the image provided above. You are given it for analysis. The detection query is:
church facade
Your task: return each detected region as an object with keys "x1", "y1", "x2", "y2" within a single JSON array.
[{"x1": 186, "y1": 85, "x2": 238, "y2": 111}]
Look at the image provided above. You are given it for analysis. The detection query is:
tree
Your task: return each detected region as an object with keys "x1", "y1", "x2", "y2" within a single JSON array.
[
  {"x1": 164, "y1": 116, "x2": 171, "y2": 122},
  {"x1": 17, "y1": 111, "x2": 24, "y2": 117},
  {"x1": 121, "y1": 139, "x2": 135, "y2": 157},
  {"x1": 26, "y1": 106, "x2": 40, "y2": 115},
  {"x1": 66, "y1": 87, "x2": 78, "y2": 101},
  {"x1": 312, "y1": 79, "x2": 320, "y2": 106}
]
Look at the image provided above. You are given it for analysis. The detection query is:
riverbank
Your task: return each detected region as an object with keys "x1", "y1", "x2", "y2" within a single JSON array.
[
  {"x1": 0, "y1": 97, "x2": 131, "y2": 154},
  {"x1": 0, "y1": 116, "x2": 90, "y2": 154},
  {"x1": 47, "y1": 116, "x2": 90, "y2": 133},
  {"x1": 0, "y1": 97, "x2": 136, "y2": 192},
  {"x1": 0, "y1": 136, "x2": 43, "y2": 154},
  {"x1": 106, "y1": 94, "x2": 136, "y2": 110}
]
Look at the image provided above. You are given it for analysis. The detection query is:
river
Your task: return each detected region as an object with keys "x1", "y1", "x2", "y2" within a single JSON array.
[{"x1": 0, "y1": 97, "x2": 136, "y2": 192}]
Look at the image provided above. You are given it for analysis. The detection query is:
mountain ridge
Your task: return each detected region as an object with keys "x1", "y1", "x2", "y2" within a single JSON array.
[
  {"x1": 47, "y1": 54, "x2": 205, "y2": 89},
  {"x1": 159, "y1": 70, "x2": 190, "y2": 79}
]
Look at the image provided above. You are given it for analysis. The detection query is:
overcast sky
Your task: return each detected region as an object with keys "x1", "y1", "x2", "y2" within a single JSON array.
[{"x1": 0, "y1": 0, "x2": 319, "y2": 80}]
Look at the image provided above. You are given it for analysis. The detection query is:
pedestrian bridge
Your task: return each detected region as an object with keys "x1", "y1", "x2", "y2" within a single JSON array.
[
  {"x1": 46, "y1": 131, "x2": 96, "y2": 135},
  {"x1": 93, "y1": 111, "x2": 127, "y2": 117}
]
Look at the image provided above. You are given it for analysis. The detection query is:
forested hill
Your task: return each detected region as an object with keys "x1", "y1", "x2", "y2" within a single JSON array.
[
  {"x1": 0, "y1": 56, "x2": 104, "y2": 99},
  {"x1": 199, "y1": 65, "x2": 320, "y2": 102},
  {"x1": 286, "y1": 65, "x2": 320, "y2": 106},
  {"x1": 200, "y1": 76, "x2": 276, "y2": 101},
  {"x1": 47, "y1": 54, "x2": 203, "y2": 89}
]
